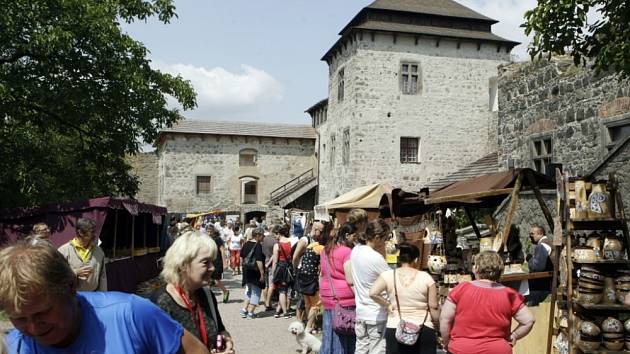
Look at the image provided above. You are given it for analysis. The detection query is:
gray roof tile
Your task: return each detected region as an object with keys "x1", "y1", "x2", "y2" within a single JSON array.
[
  {"x1": 426, "y1": 152, "x2": 499, "y2": 191},
  {"x1": 160, "y1": 120, "x2": 317, "y2": 139},
  {"x1": 367, "y1": 0, "x2": 496, "y2": 22}
]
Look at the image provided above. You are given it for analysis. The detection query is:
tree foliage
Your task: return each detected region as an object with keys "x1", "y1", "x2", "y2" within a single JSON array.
[
  {"x1": 524, "y1": 0, "x2": 630, "y2": 77},
  {"x1": 0, "y1": 0, "x2": 196, "y2": 208}
]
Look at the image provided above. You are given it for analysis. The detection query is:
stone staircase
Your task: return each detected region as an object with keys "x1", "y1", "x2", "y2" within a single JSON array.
[{"x1": 269, "y1": 169, "x2": 317, "y2": 208}]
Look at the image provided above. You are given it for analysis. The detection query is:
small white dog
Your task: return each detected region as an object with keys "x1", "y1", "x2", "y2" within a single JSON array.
[{"x1": 288, "y1": 321, "x2": 321, "y2": 354}]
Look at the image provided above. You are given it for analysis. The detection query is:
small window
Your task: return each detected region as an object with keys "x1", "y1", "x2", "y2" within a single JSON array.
[
  {"x1": 196, "y1": 176, "x2": 211, "y2": 195},
  {"x1": 400, "y1": 137, "x2": 420, "y2": 163},
  {"x1": 241, "y1": 178, "x2": 258, "y2": 204},
  {"x1": 605, "y1": 121, "x2": 630, "y2": 152},
  {"x1": 330, "y1": 134, "x2": 336, "y2": 164},
  {"x1": 401, "y1": 62, "x2": 421, "y2": 95},
  {"x1": 337, "y1": 69, "x2": 345, "y2": 102},
  {"x1": 239, "y1": 149, "x2": 257, "y2": 166},
  {"x1": 531, "y1": 136, "x2": 553, "y2": 173},
  {"x1": 342, "y1": 128, "x2": 350, "y2": 165}
]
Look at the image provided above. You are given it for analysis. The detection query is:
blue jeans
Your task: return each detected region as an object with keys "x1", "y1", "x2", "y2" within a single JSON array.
[
  {"x1": 320, "y1": 308, "x2": 356, "y2": 354},
  {"x1": 246, "y1": 283, "x2": 262, "y2": 305}
]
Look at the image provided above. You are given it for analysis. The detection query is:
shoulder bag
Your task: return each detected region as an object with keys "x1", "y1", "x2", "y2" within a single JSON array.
[
  {"x1": 323, "y1": 252, "x2": 356, "y2": 336},
  {"x1": 273, "y1": 243, "x2": 294, "y2": 286},
  {"x1": 394, "y1": 268, "x2": 428, "y2": 346}
]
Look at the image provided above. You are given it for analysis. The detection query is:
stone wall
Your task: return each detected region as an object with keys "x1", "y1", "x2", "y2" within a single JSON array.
[
  {"x1": 127, "y1": 152, "x2": 159, "y2": 205},
  {"x1": 497, "y1": 57, "x2": 630, "y2": 175},
  {"x1": 317, "y1": 32, "x2": 510, "y2": 203},
  {"x1": 590, "y1": 141, "x2": 630, "y2": 225},
  {"x1": 158, "y1": 134, "x2": 316, "y2": 213}
]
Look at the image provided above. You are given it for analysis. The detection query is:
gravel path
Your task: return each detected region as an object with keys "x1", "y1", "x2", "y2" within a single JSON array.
[{"x1": 215, "y1": 271, "x2": 306, "y2": 354}]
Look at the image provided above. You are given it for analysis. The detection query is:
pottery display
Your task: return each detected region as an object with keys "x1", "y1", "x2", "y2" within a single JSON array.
[
  {"x1": 588, "y1": 183, "x2": 611, "y2": 219},
  {"x1": 625, "y1": 319, "x2": 630, "y2": 333},
  {"x1": 604, "y1": 339, "x2": 625, "y2": 350},
  {"x1": 602, "y1": 317, "x2": 624, "y2": 333},
  {"x1": 580, "y1": 321, "x2": 601, "y2": 336},
  {"x1": 616, "y1": 290, "x2": 629, "y2": 303},
  {"x1": 578, "y1": 338, "x2": 601, "y2": 351}
]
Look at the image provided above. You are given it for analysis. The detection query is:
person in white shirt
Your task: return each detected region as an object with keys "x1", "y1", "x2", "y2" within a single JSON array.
[
  {"x1": 351, "y1": 218, "x2": 391, "y2": 354},
  {"x1": 228, "y1": 226, "x2": 243, "y2": 275}
]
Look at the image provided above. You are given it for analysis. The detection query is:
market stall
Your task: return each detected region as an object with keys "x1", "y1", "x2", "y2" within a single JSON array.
[
  {"x1": 549, "y1": 172, "x2": 630, "y2": 354},
  {"x1": 0, "y1": 196, "x2": 168, "y2": 293},
  {"x1": 314, "y1": 183, "x2": 392, "y2": 224}
]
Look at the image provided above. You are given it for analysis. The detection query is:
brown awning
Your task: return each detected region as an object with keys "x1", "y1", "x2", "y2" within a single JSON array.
[{"x1": 424, "y1": 168, "x2": 555, "y2": 207}]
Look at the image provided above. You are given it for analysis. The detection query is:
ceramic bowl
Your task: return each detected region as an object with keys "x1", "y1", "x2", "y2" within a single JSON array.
[
  {"x1": 579, "y1": 281, "x2": 604, "y2": 290},
  {"x1": 603, "y1": 332, "x2": 624, "y2": 340},
  {"x1": 578, "y1": 339, "x2": 601, "y2": 351},
  {"x1": 427, "y1": 255, "x2": 446, "y2": 274},
  {"x1": 581, "y1": 321, "x2": 602, "y2": 336},
  {"x1": 574, "y1": 247, "x2": 598, "y2": 261},
  {"x1": 604, "y1": 339, "x2": 625, "y2": 350},
  {"x1": 602, "y1": 317, "x2": 624, "y2": 333},
  {"x1": 582, "y1": 266, "x2": 602, "y2": 273},
  {"x1": 578, "y1": 291, "x2": 603, "y2": 304},
  {"x1": 616, "y1": 290, "x2": 629, "y2": 303},
  {"x1": 625, "y1": 319, "x2": 630, "y2": 333}
]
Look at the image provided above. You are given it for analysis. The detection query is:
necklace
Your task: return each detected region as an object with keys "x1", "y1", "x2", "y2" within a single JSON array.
[{"x1": 175, "y1": 286, "x2": 208, "y2": 346}]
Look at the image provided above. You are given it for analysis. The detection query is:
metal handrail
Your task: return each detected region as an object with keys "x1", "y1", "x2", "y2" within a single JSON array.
[{"x1": 270, "y1": 169, "x2": 315, "y2": 200}]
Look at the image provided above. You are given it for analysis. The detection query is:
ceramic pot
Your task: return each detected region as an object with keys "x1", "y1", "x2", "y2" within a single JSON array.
[
  {"x1": 588, "y1": 183, "x2": 611, "y2": 219},
  {"x1": 602, "y1": 317, "x2": 624, "y2": 333},
  {"x1": 604, "y1": 277, "x2": 617, "y2": 304},
  {"x1": 573, "y1": 247, "x2": 598, "y2": 261},
  {"x1": 578, "y1": 291, "x2": 603, "y2": 304},
  {"x1": 625, "y1": 319, "x2": 630, "y2": 333},
  {"x1": 604, "y1": 340, "x2": 625, "y2": 351},
  {"x1": 586, "y1": 233, "x2": 602, "y2": 257},
  {"x1": 578, "y1": 339, "x2": 601, "y2": 351},
  {"x1": 427, "y1": 255, "x2": 446, "y2": 275},
  {"x1": 616, "y1": 290, "x2": 630, "y2": 303},
  {"x1": 581, "y1": 321, "x2": 602, "y2": 336},
  {"x1": 604, "y1": 235, "x2": 624, "y2": 260}
]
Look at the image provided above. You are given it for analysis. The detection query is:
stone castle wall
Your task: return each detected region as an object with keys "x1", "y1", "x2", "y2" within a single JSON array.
[
  {"x1": 158, "y1": 134, "x2": 316, "y2": 213},
  {"x1": 127, "y1": 152, "x2": 159, "y2": 205},
  {"x1": 497, "y1": 57, "x2": 630, "y2": 175},
  {"x1": 318, "y1": 32, "x2": 510, "y2": 202}
]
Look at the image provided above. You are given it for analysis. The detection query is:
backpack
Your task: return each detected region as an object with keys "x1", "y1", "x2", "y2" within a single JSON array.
[
  {"x1": 296, "y1": 238, "x2": 320, "y2": 295},
  {"x1": 243, "y1": 243, "x2": 259, "y2": 271}
]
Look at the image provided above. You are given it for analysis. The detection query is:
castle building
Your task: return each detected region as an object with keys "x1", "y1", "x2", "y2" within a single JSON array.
[{"x1": 308, "y1": 0, "x2": 518, "y2": 203}]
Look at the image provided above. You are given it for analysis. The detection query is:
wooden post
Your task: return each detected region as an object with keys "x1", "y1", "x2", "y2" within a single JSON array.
[
  {"x1": 112, "y1": 209, "x2": 118, "y2": 259},
  {"x1": 131, "y1": 215, "x2": 135, "y2": 259},
  {"x1": 545, "y1": 217, "x2": 563, "y2": 354},
  {"x1": 143, "y1": 214, "x2": 147, "y2": 251},
  {"x1": 498, "y1": 174, "x2": 522, "y2": 253},
  {"x1": 525, "y1": 170, "x2": 555, "y2": 233},
  {"x1": 464, "y1": 207, "x2": 482, "y2": 239}
]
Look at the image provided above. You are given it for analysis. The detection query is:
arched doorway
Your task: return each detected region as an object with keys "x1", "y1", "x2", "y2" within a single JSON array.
[{"x1": 244, "y1": 211, "x2": 266, "y2": 224}]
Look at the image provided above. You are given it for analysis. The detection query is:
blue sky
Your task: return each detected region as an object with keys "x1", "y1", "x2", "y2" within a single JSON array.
[{"x1": 124, "y1": 0, "x2": 537, "y2": 125}]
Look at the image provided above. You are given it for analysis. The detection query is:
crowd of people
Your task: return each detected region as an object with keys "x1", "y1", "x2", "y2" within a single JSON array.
[{"x1": 0, "y1": 210, "x2": 543, "y2": 354}]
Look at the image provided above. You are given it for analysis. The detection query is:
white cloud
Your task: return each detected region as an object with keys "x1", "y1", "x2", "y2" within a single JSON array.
[
  {"x1": 458, "y1": 0, "x2": 537, "y2": 61},
  {"x1": 153, "y1": 61, "x2": 284, "y2": 112}
]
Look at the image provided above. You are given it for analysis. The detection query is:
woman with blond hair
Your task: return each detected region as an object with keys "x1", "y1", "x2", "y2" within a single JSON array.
[
  {"x1": 154, "y1": 231, "x2": 235, "y2": 353},
  {"x1": 439, "y1": 251, "x2": 535, "y2": 354}
]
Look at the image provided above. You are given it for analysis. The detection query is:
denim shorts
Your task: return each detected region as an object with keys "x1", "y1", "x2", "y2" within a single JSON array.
[{"x1": 246, "y1": 283, "x2": 262, "y2": 305}]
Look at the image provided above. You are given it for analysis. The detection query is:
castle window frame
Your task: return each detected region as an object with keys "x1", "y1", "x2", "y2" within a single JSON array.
[
  {"x1": 342, "y1": 128, "x2": 350, "y2": 165},
  {"x1": 602, "y1": 114, "x2": 630, "y2": 153},
  {"x1": 330, "y1": 134, "x2": 336, "y2": 165},
  {"x1": 239, "y1": 148, "x2": 257, "y2": 167},
  {"x1": 530, "y1": 134, "x2": 553, "y2": 174},
  {"x1": 196, "y1": 175, "x2": 212, "y2": 195},
  {"x1": 337, "y1": 69, "x2": 345, "y2": 102},
  {"x1": 400, "y1": 62, "x2": 421, "y2": 95},
  {"x1": 400, "y1": 137, "x2": 420, "y2": 163},
  {"x1": 489, "y1": 77, "x2": 499, "y2": 112}
]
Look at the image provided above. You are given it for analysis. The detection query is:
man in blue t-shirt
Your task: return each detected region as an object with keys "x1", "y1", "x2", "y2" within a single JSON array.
[{"x1": 0, "y1": 243, "x2": 210, "y2": 354}]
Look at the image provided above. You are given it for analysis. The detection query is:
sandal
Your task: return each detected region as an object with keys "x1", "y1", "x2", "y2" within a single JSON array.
[{"x1": 274, "y1": 311, "x2": 283, "y2": 318}]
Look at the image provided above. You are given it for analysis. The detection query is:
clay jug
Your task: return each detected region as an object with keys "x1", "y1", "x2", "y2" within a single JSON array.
[
  {"x1": 574, "y1": 180, "x2": 589, "y2": 220},
  {"x1": 588, "y1": 183, "x2": 611, "y2": 219}
]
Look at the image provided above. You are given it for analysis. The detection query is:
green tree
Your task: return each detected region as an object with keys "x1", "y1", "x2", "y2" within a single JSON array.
[
  {"x1": 0, "y1": 0, "x2": 196, "y2": 208},
  {"x1": 524, "y1": 0, "x2": 630, "y2": 77}
]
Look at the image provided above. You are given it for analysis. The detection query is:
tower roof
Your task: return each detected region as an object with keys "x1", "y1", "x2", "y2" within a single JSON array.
[{"x1": 365, "y1": 0, "x2": 496, "y2": 23}]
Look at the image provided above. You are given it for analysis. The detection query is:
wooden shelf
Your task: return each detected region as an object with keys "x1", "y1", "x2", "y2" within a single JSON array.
[
  {"x1": 574, "y1": 301, "x2": 630, "y2": 311},
  {"x1": 569, "y1": 219, "x2": 627, "y2": 230},
  {"x1": 500, "y1": 271, "x2": 553, "y2": 282},
  {"x1": 572, "y1": 259, "x2": 630, "y2": 264}
]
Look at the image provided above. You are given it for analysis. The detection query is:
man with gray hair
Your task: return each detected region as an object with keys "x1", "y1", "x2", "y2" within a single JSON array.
[
  {"x1": 57, "y1": 218, "x2": 107, "y2": 291},
  {"x1": 525, "y1": 224, "x2": 553, "y2": 306}
]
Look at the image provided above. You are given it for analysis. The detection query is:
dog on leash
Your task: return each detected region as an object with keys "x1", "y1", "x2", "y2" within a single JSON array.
[{"x1": 288, "y1": 321, "x2": 321, "y2": 354}]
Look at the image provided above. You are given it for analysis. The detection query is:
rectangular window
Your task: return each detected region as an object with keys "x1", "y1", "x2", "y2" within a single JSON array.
[
  {"x1": 337, "y1": 69, "x2": 345, "y2": 102},
  {"x1": 401, "y1": 63, "x2": 420, "y2": 95},
  {"x1": 342, "y1": 128, "x2": 350, "y2": 165},
  {"x1": 531, "y1": 136, "x2": 552, "y2": 174},
  {"x1": 330, "y1": 134, "x2": 336, "y2": 164},
  {"x1": 196, "y1": 176, "x2": 211, "y2": 195},
  {"x1": 605, "y1": 121, "x2": 630, "y2": 152},
  {"x1": 400, "y1": 137, "x2": 420, "y2": 163},
  {"x1": 489, "y1": 77, "x2": 498, "y2": 112}
]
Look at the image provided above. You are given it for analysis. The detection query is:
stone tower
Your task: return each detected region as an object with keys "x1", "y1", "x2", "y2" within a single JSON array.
[{"x1": 309, "y1": 0, "x2": 518, "y2": 203}]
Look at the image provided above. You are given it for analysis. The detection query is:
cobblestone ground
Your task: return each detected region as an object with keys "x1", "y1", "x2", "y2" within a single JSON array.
[{"x1": 215, "y1": 270, "x2": 308, "y2": 354}]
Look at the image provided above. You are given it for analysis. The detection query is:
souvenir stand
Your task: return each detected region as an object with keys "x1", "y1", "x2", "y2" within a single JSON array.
[
  {"x1": 548, "y1": 172, "x2": 630, "y2": 354},
  {"x1": 402, "y1": 168, "x2": 555, "y2": 336}
]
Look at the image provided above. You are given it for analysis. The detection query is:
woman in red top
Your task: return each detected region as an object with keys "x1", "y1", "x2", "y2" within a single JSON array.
[
  {"x1": 439, "y1": 251, "x2": 535, "y2": 354},
  {"x1": 271, "y1": 224, "x2": 294, "y2": 318}
]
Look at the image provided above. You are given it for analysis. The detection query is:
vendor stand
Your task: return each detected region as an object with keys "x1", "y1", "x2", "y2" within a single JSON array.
[
  {"x1": 0, "y1": 196, "x2": 168, "y2": 293},
  {"x1": 314, "y1": 183, "x2": 392, "y2": 224}
]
